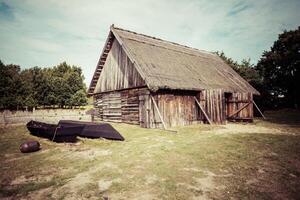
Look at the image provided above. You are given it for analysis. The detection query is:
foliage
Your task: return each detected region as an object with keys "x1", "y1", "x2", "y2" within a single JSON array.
[
  {"x1": 0, "y1": 61, "x2": 87, "y2": 110},
  {"x1": 70, "y1": 90, "x2": 88, "y2": 106},
  {"x1": 0, "y1": 61, "x2": 24, "y2": 109},
  {"x1": 256, "y1": 27, "x2": 300, "y2": 108}
]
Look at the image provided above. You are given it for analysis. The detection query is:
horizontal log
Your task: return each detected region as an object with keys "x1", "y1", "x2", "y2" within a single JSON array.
[
  {"x1": 121, "y1": 108, "x2": 139, "y2": 111},
  {"x1": 102, "y1": 113, "x2": 122, "y2": 116}
]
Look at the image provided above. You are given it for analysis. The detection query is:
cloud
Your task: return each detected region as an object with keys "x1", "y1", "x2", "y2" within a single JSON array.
[
  {"x1": 0, "y1": 0, "x2": 299, "y2": 86},
  {"x1": 0, "y1": 1, "x2": 14, "y2": 20},
  {"x1": 227, "y1": 2, "x2": 252, "y2": 16}
]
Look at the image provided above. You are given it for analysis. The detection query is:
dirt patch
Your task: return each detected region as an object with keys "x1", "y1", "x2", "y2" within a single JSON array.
[
  {"x1": 210, "y1": 123, "x2": 282, "y2": 135},
  {"x1": 20, "y1": 187, "x2": 53, "y2": 200}
]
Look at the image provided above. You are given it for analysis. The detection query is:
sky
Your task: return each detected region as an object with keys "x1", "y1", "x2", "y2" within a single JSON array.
[{"x1": 0, "y1": 0, "x2": 299, "y2": 86}]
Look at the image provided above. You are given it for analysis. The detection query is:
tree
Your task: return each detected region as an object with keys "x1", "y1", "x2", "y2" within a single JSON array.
[
  {"x1": 256, "y1": 27, "x2": 300, "y2": 108},
  {"x1": 0, "y1": 60, "x2": 87, "y2": 110},
  {"x1": 20, "y1": 69, "x2": 38, "y2": 108},
  {"x1": 70, "y1": 89, "x2": 88, "y2": 107},
  {"x1": 51, "y1": 62, "x2": 86, "y2": 108},
  {"x1": 0, "y1": 61, "x2": 24, "y2": 109}
]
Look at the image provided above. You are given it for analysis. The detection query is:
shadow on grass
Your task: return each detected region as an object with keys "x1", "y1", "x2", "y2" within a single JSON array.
[
  {"x1": 212, "y1": 132, "x2": 300, "y2": 200},
  {"x1": 264, "y1": 109, "x2": 300, "y2": 126}
]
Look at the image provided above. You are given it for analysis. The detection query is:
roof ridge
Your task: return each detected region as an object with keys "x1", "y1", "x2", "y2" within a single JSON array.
[{"x1": 112, "y1": 26, "x2": 214, "y2": 56}]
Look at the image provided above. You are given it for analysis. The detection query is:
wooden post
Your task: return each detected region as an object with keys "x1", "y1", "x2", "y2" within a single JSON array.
[
  {"x1": 150, "y1": 95, "x2": 167, "y2": 130},
  {"x1": 228, "y1": 102, "x2": 250, "y2": 118},
  {"x1": 194, "y1": 97, "x2": 212, "y2": 124},
  {"x1": 252, "y1": 100, "x2": 266, "y2": 119}
]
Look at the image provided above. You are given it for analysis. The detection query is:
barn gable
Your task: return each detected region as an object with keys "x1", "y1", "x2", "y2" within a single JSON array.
[
  {"x1": 88, "y1": 25, "x2": 259, "y2": 95},
  {"x1": 94, "y1": 38, "x2": 145, "y2": 93}
]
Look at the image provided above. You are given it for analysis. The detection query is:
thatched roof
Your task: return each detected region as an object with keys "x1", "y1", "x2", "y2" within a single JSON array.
[{"x1": 88, "y1": 25, "x2": 259, "y2": 95}]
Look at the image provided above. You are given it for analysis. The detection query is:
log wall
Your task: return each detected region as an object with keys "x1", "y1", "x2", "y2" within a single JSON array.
[{"x1": 94, "y1": 88, "x2": 149, "y2": 125}]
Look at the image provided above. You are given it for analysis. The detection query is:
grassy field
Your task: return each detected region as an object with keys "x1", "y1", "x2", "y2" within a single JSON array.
[{"x1": 0, "y1": 110, "x2": 300, "y2": 200}]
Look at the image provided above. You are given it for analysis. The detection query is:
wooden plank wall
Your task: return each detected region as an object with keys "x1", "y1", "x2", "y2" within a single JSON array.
[
  {"x1": 94, "y1": 39, "x2": 146, "y2": 93},
  {"x1": 139, "y1": 90, "x2": 162, "y2": 128},
  {"x1": 152, "y1": 90, "x2": 200, "y2": 128},
  {"x1": 226, "y1": 92, "x2": 253, "y2": 121},
  {"x1": 198, "y1": 89, "x2": 226, "y2": 124}
]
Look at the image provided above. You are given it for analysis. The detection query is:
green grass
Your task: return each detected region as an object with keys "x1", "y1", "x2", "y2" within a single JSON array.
[{"x1": 0, "y1": 109, "x2": 300, "y2": 199}]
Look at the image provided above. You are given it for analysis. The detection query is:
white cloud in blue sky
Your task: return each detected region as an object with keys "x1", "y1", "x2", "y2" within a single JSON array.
[{"x1": 0, "y1": 0, "x2": 299, "y2": 85}]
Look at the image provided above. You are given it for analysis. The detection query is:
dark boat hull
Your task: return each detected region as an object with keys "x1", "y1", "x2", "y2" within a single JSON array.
[
  {"x1": 59, "y1": 120, "x2": 125, "y2": 141},
  {"x1": 26, "y1": 121, "x2": 80, "y2": 143},
  {"x1": 26, "y1": 120, "x2": 125, "y2": 142}
]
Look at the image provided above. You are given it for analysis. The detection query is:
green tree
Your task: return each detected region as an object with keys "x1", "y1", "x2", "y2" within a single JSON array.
[
  {"x1": 70, "y1": 89, "x2": 88, "y2": 107},
  {"x1": 20, "y1": 69, "x2": 38, "y2": 108},
  {"x1": 0, "y1": 61, "x2": 24, "y2": 109},
  {"x1": 0, "y1": 60, "x2": 87, "y2": 109},
  {"x1": 256, "y1": 27, "x2": 300, "y2": 108},
  {"x1": 51, "y1": 62, "x2": 86, "y2": 108}
]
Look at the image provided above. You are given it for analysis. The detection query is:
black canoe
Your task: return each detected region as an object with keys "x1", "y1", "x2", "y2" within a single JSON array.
[
  {"x1": 26, "y1": 120, "x2": 82, "y2": 143},
  {"x1": 58, "y1": 120, "x2": 125, "y2": 141},
  {"x1": 26, "y1": 120, "x2": 125, "y2": 142}
]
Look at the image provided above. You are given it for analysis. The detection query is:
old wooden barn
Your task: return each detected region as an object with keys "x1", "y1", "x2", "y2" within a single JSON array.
[{"x1": 88, "y1": 25, "x2": 260, "y2": 129}]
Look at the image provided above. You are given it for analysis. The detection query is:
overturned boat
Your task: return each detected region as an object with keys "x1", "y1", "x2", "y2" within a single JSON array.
[
  {"x1": 58, "y1": 120, "x2": 125, "y2": 141},
  {"x1": 26, "y1": 121, "x2": 81, "y2": 143},
  {"x1": 26, "y1": 120, "x2": 124, "y2": 142}
]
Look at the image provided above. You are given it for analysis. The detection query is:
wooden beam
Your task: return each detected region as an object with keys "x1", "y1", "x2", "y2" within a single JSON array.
[
  {"x1": 252, "y1": 100, "x2": 266, "y2": 119},
  {"x1": 92, "y1": 86, "x2": 147, "y2": 95},
  {"x1": 194, "y1": 97, "x2": 212, "y2": 124},
  {"x1": 88, "y1": 30, "x2": 114, "y2": 94},
  {"x1": 150, "y1": 95, "x2": 167, "y2": 130},
  {"x1": 228, "y1": 102, "x2": 250, "y2": 118}
]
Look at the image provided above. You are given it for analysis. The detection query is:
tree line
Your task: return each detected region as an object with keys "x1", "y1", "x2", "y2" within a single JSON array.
[
  {"x1": 217, "y1": 26, "x2": 299, "y2": 110},
  {"x1": 0, "y1": 61, "x2": 88, "y2": 110}
]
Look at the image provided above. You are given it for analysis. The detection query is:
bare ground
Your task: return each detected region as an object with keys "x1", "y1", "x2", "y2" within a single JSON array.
[{"x1": 0, "y1": 109, "x2": 300, "y2": 199}]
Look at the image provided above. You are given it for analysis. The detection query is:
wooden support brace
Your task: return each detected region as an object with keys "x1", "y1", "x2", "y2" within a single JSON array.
[
  {"x1": 150, "y1": 95, "x2": 167, "y2": 130},
  {"x1": 228, "y1": 102, "x2": 250, "y2": 118},
  {"x1": 194, "y1": 97, "x2": 212, "y2": 124},
  {"x1": 252, "y1": 100, "x2": 266, "y2": 119}
]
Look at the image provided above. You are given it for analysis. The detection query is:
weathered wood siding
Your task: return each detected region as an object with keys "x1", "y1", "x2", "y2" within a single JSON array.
[
  {"x1": 139, "y1": 90, "x2": 200, "y2": 128},
  {"x1": 121, "y1": 89, "x2": 141, "y2": 124},
  {"x1": 198, "y1": 89, "x2": 226, "y2": 124},
  {"x1": 94, "y1": 92, "x2": 122, "y2": 122},
  {"x1": 155, "y1": 91, "x2": 200, "y2": 128},
  {"x1": 94, "y1": 88, "x2": 149, "y2": 125},
  {"x1": 226, "y1": 92, "x2": 253, "y2": 121},
  {"x1": 94, "y1": 89, "x2": 254, "y2": 128},
  {"x1": 94, "y1": 39, "x2": 145, "y2": 93},
  {"x1": 197, "y1": 90, "x2": 253, "y2": 124}
]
